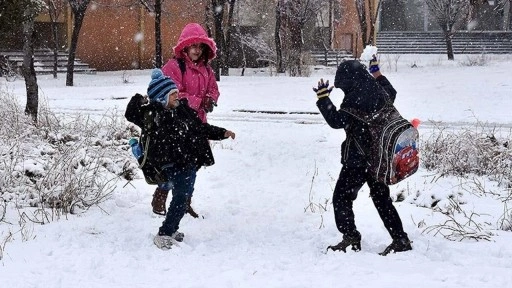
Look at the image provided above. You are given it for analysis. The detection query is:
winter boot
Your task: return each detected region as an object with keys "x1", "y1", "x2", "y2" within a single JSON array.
[
  {"x1": 153, "y1": 231, "x2": 184, "y2": 250},
  {"x1": 151, "y1": 188, "x2": 168, "y2": 216},
  {"x1": 379, "y1": 238, "x2": 412, "y2": 256},
  {"x1": 327, "y1": 232, "x2": 362, "y2": 252},
  {"x1": 153, "y1": 234, "x2": 174, "y2": 250},
  {"x1": 186, "y1": 196, "x2": 199, "y2": 218},
  {"x1": 171, "y1": 231, "x2": 185, "y2": 242}
]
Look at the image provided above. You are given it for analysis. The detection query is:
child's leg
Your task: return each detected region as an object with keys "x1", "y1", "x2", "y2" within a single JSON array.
[
  {"x1": 152, "y1": 168, "x2": 174, "y2": 215},
  {"x1": 151, "y1": 187, "x2": 169, "y2": 215},
  {"x1": 158, "y1": 166, "x2": 197, "y2": 236}
]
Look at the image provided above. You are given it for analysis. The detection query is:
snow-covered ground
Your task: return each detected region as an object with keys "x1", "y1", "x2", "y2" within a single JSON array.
[{"x1": 1, "y1": 54, "x2": 511, "y2": 288}]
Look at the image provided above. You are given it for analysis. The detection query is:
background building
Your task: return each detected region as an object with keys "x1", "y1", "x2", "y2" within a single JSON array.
[{"x1": 2, "y1": 0, "x2": 511, "y2": 72}]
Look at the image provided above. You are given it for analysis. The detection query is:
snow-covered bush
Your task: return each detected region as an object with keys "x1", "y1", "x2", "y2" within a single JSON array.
[
  {"x1": 498, "y1": 205, "x2": 512, "y2": 232},
  {"x1": 459, "y1": 54, "x2": 489, "y2": 67},
  {"x1": 421, "y1": 124, "x2": 511, "y2": 186},
  {"x1": 420, "y1": 122, "x2": 512, "y2": 237},
  {"x1": 0, "y1": 89, "x2": 136, "y2": 217},
  {"x1": 422, "y1": 198, "x2": 494, "y2": 242}
]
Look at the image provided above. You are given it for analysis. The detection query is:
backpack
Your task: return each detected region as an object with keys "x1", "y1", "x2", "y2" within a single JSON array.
[
  {"x1": 342, "y1": 103, "x2": 420, "y2": 185},
  {"x1": 136, "y1": 110, "x2": 166, "y2": 185}
]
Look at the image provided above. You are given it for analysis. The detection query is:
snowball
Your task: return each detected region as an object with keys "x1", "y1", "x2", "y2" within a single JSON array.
[{"x1": 360, "y1": 45, "x2": 378, "y2": 61}]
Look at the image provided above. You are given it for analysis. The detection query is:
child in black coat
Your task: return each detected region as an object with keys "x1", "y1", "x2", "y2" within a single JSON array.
[
  {"x1": 314, "y1": 57, "x2": 411, "y2": 256},
  {"x1": 125, "y1": 69, "x2": 235, "y2": 249}
]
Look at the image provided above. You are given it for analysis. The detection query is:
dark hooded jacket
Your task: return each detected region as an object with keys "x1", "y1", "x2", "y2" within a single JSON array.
[
  {"x1": 125, "y1": 94, "x2": 227, "y2": 170},
  {"x1": 316, "y1": 60, "x2": 397, "y2": 167}
]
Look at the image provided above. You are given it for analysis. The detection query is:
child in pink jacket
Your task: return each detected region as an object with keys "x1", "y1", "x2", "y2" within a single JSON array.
[
  {"x1": 155, "y1": 23, "x2": 220, "y2": 217},
  {"x1": 162, "y1": 23, "x2": 219, "y2": 124}
]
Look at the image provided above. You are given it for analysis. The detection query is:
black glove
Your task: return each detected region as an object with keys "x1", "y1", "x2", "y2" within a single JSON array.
[
  {"x1": 369, "y1": 55, "x2": 380, "y2": 73},
  {"x1": 201, "y1": 97, "x2": 217, "y2": 113},
  {"x1": 312, "y1": 79, "x2": 333, "y2": 99},
  {"x1": 132, "y1": 93, "x2": 148, "y2": 105}
]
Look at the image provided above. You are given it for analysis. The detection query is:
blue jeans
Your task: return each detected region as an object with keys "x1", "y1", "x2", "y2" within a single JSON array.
[{"x1": 157, "y1": 165, "x2": 197, "y2": 236}]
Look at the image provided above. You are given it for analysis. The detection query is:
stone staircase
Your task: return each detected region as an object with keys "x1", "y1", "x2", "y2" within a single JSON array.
[
  {"x1": 376, "y1": 31, "x2": 512, "y2": 54},
  {"x1": 0, "y1": 50, "x2": 96, "y2": 75},
  {"x1": 309, "y1": 50, "x2": 353, "y2": 66}
]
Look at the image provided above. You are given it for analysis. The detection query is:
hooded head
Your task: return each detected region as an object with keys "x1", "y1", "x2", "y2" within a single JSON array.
[
  {"x1": 147, "y1": 69, "x2": 178, "y2": 107},
  {"x1": 173, "y1": 23, "x2": 217, "y2": 61},
  {"x1": 334, "y1": 60, "x2": 374, "y2": 94}
]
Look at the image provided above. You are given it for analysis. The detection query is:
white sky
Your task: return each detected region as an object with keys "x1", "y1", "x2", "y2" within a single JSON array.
[{"x1": 1, "y1": 54, "x2": 512, "y2": 288}]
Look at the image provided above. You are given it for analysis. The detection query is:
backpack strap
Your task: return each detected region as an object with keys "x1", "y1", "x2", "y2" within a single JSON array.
[
  {"x1": 340, "y1": 101, "x2": 399, "y2": 125},
  {"x1": 138, "y1": 110, "x2": 155, "y2": 168},
  {"x1": 339, "y1": 107, "x2": 369, "y2": 124}
]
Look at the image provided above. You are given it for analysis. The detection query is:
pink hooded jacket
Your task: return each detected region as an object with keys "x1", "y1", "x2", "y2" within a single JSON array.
[{"x1": 162, "y1": 23, "x2": 219, "y2": 123}]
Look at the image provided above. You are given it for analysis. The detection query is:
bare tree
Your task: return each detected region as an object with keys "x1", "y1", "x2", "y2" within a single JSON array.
[
  {"x1": 278, "y1": 0, "x2": 322, "y2": 76},
  {"x1": 205, "y1": 0, "x2": 236, "y2": 77},
  {"x1": 355, "y1": 0, "x2": 381, "y2": 47},
  {"x1": 66, "y1": 0, "x2": 91, "y2": 86},
  {"x1": 154, "y1": 0, "x2": 163, "y2": 67},
  {"x1": 275, "y1": 0, "x2": 285, "y2": 73},
  {"x1": 139, "y1": 0, "x2": 165, "y2": 68},
  {"x1": 426, "y1": 0, "x2": 470, "y2": 60},
  {"x1": 0, "y1": 0, "x2": 41, "y2": 120},
  {"x1": 21, "y1": 0, "x2": 46, "y2": 123},
  {"x1": 46, "y1": 0, "x2": 64, "y2": 78},
  {"x1": 503, "y1": 0, "x2": 511, "y2": 31}
]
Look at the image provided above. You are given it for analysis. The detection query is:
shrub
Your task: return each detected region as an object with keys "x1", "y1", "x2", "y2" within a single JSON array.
[{"x1": 0, "y1": 88, "x2": 135, "y2": 217}]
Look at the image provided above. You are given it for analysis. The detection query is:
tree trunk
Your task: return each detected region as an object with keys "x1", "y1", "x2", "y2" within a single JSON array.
[
  {"x1": 328, "y1": 0, "x2": 333, "y2": 47},
  {"x1": 66, "y1": 12, "x2": 84, "y2": 86},
  {"x1": 204, "y1": 4, "x2": 220, "y2": 81},
  {"x1": 52, "y1": 22, "x2": 58, "y2": 78},
  {"x1": 288, "y1": 22, "x2": 302, "y2": 76},
  {"x1": 48, "y1": 0, "x2": 59, "y2": 78},
  {"x1": 22, "y1": 16, "x2": 38, "y2": 123},
  {"x1": 356, "y1": 0, "x2": 368, "y2": 46},
  {"x1": 368, "y1": 0, "x2": 381, "y2": 45},
  {"x1": 212, "y1": 0, "x2": 226, "y2": 77},
  {"x1": 220, "y1": 0, "x2": 235, "y2": 76},
  {"x1": 154, "y1": 0, "x2": 162, "y2": 68},
  {"x1": 275, "y1": 1, "x2": 284, "y2": 73},
  {"x1": 287, "y1": 0, "x2": 303, "y2": 77},
  {"x1": 444, "y1": 31, "x2": 454, "y2": 60},
  {"x1": 66, "y1": 1, "x2": 90, "y2": 87}
]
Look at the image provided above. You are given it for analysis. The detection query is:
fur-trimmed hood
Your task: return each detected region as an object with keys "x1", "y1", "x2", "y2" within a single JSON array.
[{"x1": 173, "y1": 23, "x2": 217, "y2": 61}]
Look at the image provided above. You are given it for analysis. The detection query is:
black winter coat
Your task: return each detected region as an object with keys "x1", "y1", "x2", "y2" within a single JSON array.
[
  {"x1": 125, "y1": 94, "x2": 227, "y2": 170},
  {"x1": 316, "y1": 60, "x2": 397, "y2": 168}
]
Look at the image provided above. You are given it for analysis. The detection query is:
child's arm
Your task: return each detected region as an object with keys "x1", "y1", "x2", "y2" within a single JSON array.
[
  {"x1": 201, "y1": 123, "x2": 235, "y2": 140},
  {"x1": 313, "y1": 79, "x2": 350, "y2": 129},
  {"x1": 369, "y1": 56, "x2": 397, "y2": 102},
  {"x1": 375, "y1": 75, "x2": 397, "y2": 103},
  {"x1": 124, "y1": 93, "x2": 147, "y2": 128}
]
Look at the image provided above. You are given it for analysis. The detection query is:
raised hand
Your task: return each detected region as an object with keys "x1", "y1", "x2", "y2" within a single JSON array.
[
  {"x1": 369, "y1": 55, "x2": 380, "y2": 73},
  {"x1": 313, "y1": 78, "x2": 333, "y2": 99}
]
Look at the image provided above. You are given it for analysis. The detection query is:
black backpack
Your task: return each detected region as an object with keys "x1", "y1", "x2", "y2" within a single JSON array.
[
  {"x1": 341, "y1": 103, "x2": 420, "y2": 185},
  {"x1": 136, "y1": 110, "x2": 166, "y2": 185}
]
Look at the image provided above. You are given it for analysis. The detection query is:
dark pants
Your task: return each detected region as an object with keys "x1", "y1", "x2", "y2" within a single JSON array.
[
  {"x1": 158, "y1": 165, "x2": 197, "y2": 236},
  {"x1": 333, "y1": 165, "x2": 408, "y2": 240}
]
